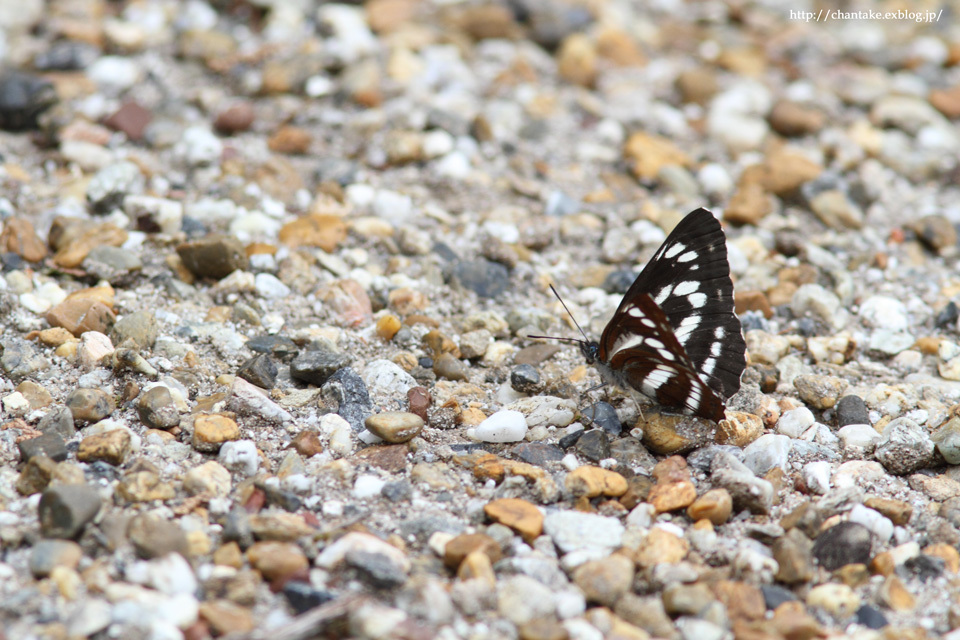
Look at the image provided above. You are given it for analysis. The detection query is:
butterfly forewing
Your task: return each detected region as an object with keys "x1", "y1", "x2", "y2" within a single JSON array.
[
  {"x1": 613, "y1": 208, "x2": 745, "y2": 400},
  {"x1": 599, "y1": 292, "x2": 726, "y2": 422}
]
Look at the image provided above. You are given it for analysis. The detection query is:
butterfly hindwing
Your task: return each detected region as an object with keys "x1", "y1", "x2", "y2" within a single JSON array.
[
  {"x1": 613, "y1": 208, "x2": 745, "y2": 401},
  {"x1": 600, "y1": 292, "x2": 726, "y2": 421}
]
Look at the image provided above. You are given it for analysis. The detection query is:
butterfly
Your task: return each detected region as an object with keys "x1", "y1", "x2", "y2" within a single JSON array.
[{"x1": 531, "y1": 208, "x2": 746, "y2": 422}]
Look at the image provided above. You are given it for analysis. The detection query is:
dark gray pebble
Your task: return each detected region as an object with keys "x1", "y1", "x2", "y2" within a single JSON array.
[
  {"x1": 282, "y1": 582, "x2": 335, "y2": 615},
  {"x1": 247, "y1": 334, "x2": 299, "y2": 360},
  {"x1": 347, "y1": 550, "x2": 407, "y2": 588},
  {"x1": 602, "y1": 270, "x2": 637, "y2": 295},
  {"x1": 18, "y1": 431, "x2": 68, "y2": 463},
  {"x1": 238, "y1": 354, "x2": 278, "y2": 389},
  {"x1": 854, "y1": 605, "x2": 888, "y2": 630},
  {"x1": 574, "y1": 429, "x2": 610, "y2": 462},
  {"x1": 322, "y1": 367, "x2": 372, "y2": 431},
  {"x1": 761, "y1": 584, "x2": 798, "y2": 610},
  {"x1": 451, "y1": 259, "x2": 510, "y2": 299},
  {"x1": 510, "y1": 364, "x2": 541, "y2": 393},
  {"x1": 291, "y1": 348, "x2": 351, "y2": 386},
  {"x1": 137, "y1": 386, "x2": 180, "y2": 430},
  {"x1": 836, "y1": 395, "x2": 870, "y2": 427},
  {"x1": 812, "y1": 522, "x2": 872, "y2": 570},
  {"x1": 0, "y1": 336, "x2": 50, "y2": 381},
  {"x1": 905, "y1": 554, "x2": 945, "y2": 582},
  {"x1": 38, "y1": 484, "x2": 102, "y2": 539},
  {"x1": 582, "y1": 402, "x2": 621, "y2": 435},
  {"x1": 39, "y1": 405, "x2": 75, "y2": 438},
  {"x1": 0, "y1": 71, "x2": 57, "y2": 131},
  {"x1": 936, "y1": 301, "x2": 959, "y2": 329},
  {"x1": 511, "y1": 442, "x2": 564, "y2": 466},
  {"x1": 382, "y1": 481, "x2": 413, "y2": 502}
]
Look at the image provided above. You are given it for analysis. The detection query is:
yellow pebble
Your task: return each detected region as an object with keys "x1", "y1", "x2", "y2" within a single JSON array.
[{"x1": 377, "y1": 314, "x2": 402, "y2": 340}]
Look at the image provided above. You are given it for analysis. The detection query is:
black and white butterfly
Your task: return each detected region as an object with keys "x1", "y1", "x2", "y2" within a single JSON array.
[{"x1": 532, "y1": 208, "x2": 746, "y2": 422}]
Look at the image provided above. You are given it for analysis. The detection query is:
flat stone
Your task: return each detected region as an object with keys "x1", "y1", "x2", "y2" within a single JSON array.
[
  {"x1": 291, "y1": 348, "x2": 351, "y2": 386},
  {"x1": 77, "y1": 429, "x2": 132, "y2": 465},
  {"x1": 45, "y1": 299, "x2": 116, "y2": 337},
  {"x1": 443, "y1": 533, "x2": 502, "y2": 570},
  {"x1": 773, "y1": 528, "x2": 815, "y2": 584},
  {"x1": 511, "y1": 442, "x2": 564, "y2": 466},
  {"x1": 110, "y1": 310, "x2": 158, "y2": 349},
  {"x1": 514, "y1": 344, "x2": 561, "y2": 366},
  {"x1": 543, "y1": 510, "x2": 624, "y2": 554},
  {"x1": 39, "y1": 484, "x2": 102, "y2": 539},
  {"x1": 635, "y1": 528, "x2": 689, "y2": 568},
  {"x1": 484, "y1": 498, "x2": 544, "y2": 543},
  {"x1": 575, "y1": 428, "x2": 610, "y2": 461},
  {"x1": 246, "y1": 541, "x2": 310, "y2": 582},
  {"x1": 128, "y1": 513, "x2": 189, "y2": 559},
  {"x1": 39, "y1": 405, "x2": 77, "y2": 438},
  {"x1": 451, "y1": 259, "x2": 510, "y2": 299},
  {"x1": 0, "y1": 337, "x2": 50, "y2": 380},
  {"x1": 565, "y1": 466, "x2": 628, "y2": 498},
  {"x1": 365, "y1": 411, "x2": 424, "y2": 443},
  {"x1": 116, "y1": 470, "x2": 176, "y2": 503},
  {"x1": 278, "y1": 214, "x2": 348, "y2": 252},
  {"x1": 813, "y1": 522, "x2": 872, "y2": 570},
  {"x1": 237, "y1": 353, "x2": 278, "y2": 389},
  {"x1": 18, "y1": 431, "x2": 68, "y2": 463}
]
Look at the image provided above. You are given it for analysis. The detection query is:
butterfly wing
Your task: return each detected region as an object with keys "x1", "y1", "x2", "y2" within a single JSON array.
[
  {"x1": 598, "y1": 292, "x2": 726, "y2": 421},
  {"x1": 613, "y1": 208, "x2": 745, "y2": 401}
]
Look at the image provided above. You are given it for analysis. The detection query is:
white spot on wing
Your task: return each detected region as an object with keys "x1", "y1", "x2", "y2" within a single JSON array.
[
  {"x1": 686, "y1": 384, "x2": 702, "y2": 409},
  {"x1": 654, "y1": 285, "x2": 673, "y2": 306},
  {"x1": 674, "y1": 281, "x2": 698, "y2": 296},
  {"x1": 645, "y1": 338, "x2": 665, "y2": 349},
  {"x1": 675, "y1": 315, "x2": 700, "y2": 346},
  {"x1": 664, "y1": 242, "x2": 686, "y2": 259},
  {"x1": 710, "y1": 341, "x2": 722, "y2": 357},
  {"x1": 701, "y1": 357, "x2": 717, "y2": 376},
  {"x1": 677, "y1": 250, "x2": 697, "y2": 263},
  {"x1": 627, "y1": 307, "x2": 645, "y2": 318},
  {"x1": 643, "y1": 364, "x2": 675, "y2": 391},
  {"x1": 641, "y1": 318, "x2": 656, "y2": 328},
  {"x1": 688, "y1": 292, "x2": 707, "y2": 308},
  {"x1": 714, "y1": 326, "x2": 725, "y2": 339},
  {"x1": 658, "y1": 349, "x2": 676, "y2": 361}
]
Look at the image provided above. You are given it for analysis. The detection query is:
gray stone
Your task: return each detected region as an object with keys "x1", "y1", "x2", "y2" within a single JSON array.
[
  {"x1": 137, "y1": 386, "x2": 181, "y2": 429},
  {"x1": 82, "y1": 245, "x2": 142, "y2": 284},
  {"x1": 29, "y1": 539, "x2": 83, "y2": 577},
  {"x1": 291, "y1": 348, "x2": 351, "y2": 386},
  {"x1": 237, "y1": 353, "x2": 278, "y2": 389},
  {"x1": 39, "y1": 484, "x2": 102, "y2": 539},
  {"x1": 86, "y1": 161, "x2": 144, "y2": 212},
  {"x1": 127, "y1": 513, "x2": 189, "y2": 558},
  {"x1": 18, "y1": 431, "x2": 68, "y2": 462},
  {"x1": 875, "y1": 418, "x2": 935, "y2": 475},
  {"x1": 812, "y1": 522, "x2": 872, "y2": 570},
  {"x1": 38, "y1": 405, "x2": 76, "y2": 438},
  {"x1": 111, "y1": 310, "x2": 159, "y2": 349},
  {"x1": 0, "y1": 336, "x2": 50, "y2": 381}
]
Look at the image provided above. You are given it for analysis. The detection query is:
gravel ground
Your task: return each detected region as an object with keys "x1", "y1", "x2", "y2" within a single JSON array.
[{"x1": 2, "y1": 1, "x2": 960, "y2": 639}]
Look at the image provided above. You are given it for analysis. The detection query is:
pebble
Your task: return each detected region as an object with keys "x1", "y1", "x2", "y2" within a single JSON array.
[
  {"x1": 290, "y1": 347, "x2": 352, "y2": 386},
  {"x1": 510, "y1": 364, "x2": 541, "y2": 394},
  {"x1": 183, "y1": 461, "x2": 232, "y2": 497},
  {"x1": 484, "y1": 498, "x2": 544, "y2": 543},
  {"x1": 0, "y1": 336, "x2": 50, "y2": 380},
  {"x1": 581, "y1": 402, "x2": 621, "y2": 436},
  {"x1": 572, "y1": 555, "x2": 634, "y2": 607},
  {"x1": 192, "y1": 414, "x2": 240, "y2": 452},
  {"x1": 687, "y1": 489, "x2": 733, "y2": 525},
  {"x1": 128, "y1": 513, "x2": 189, "y2": 559},
  {"x1": 364, "y1": 358, "x2": 418, "y2": 396},
  {"x1": 18, "y1": 432, "x2": 68, "y2": 463},
  {"x1": 176, "y1": 235, "x2": 248, "y2": 280},
  {"x1": 836, "y1": 395, "x2": 870, "y2": 427},
  {"x1": 542, "y1": 510, "x2": 624, "y2": 554},
  {"x1": 777, "y1": 407, "x2": 815, "y2": 438},
  {"x1": 237, "y1": 353, "x2": 278, "y2": 389},
  {"x1": 452, "y1": 259, "x2": 510, "y2": 299},
  {"x1": 0, "y1": 71, "x2": 57, "y2": 130},
  {"x1": 813, "y1": 522, "x2": 872, "y2": 571},
  {"x1": 38, "y1": 484, "x2": 102, "y2": 539},
  {"x1": 218, "y1": 440, "x2": 260, "y2": 476},
  {"x1": 470, "y1": 410, "x2": 528, "y2": 443},
  {"x1": 77, "y1": 429, "x2": 132, "y2": 465},
  {"x1": 875, "y1": 417, "x2": 935, "y2": 475},
  {"x1": 364, "y1": 411, "x2": 423, "y2": 443}
]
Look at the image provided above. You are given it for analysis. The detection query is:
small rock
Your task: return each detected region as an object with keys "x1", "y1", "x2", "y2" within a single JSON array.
[
  {"x1": 0, "y1": 71, "x2": 57, "y2": 131},
  {"x1": 183, "y1": 461, "x2": 232, "y2": 497},
  {"x1": 836, "y1": 395, "x2": 870, "y2": 427},
  {"x1": 218, "y1": 440, "x2": 260, "y2": 476},
  {"x1": 176, "y1": 235, "x2": 249, "y2": 280},
  {"x1": 246, "y1": 541, "x2": 310, "y2": 582},
  {"x1": 279, "y1": 214, "x2": 348, "y2": 253},
  {"x1": 193, "y1": 414, "x2": 241, "y2": 453},
  {"x1": 128, "y1": 513, "x2": 189, "y2": 559},
  {"x1": 77, "y1": 429, "x2": 132, "y2": 465},
  {"x1": 65, "y1": 388, "x2": 116, "y2": 424},
  {"x1": 572, "y1": 555, "x2": 635, "y2": 607},
  {"x1": 875, "y1": 418, "x2": 935, "y2": 475},
  {"x1": 687, "y1": 488, "x2": 733, "y2": 525},
  {"x1": 137, "y1": 386, "x2": 181, "y2": 430},
  {"x1": 471, "y1": 410, "x2": 527, "y2": 443},
  {"x1": 38, "y1": 484, "x2": 102, "y2": 539},
  {"x1": 451, "y1": 259, "x2": 510, "y2": 299},
  {"x1": 793, "y1": 374, "x2": 847, "y2": 410},
  {"x1": 116, "y1": 470, "x2": 176, "y2": 503},
  {"x1": 0, "y1": 336, "x2": 51, "y2": 380},
  {"x1": 111, "y1": 310, "x2": 159, "y2": 349},
  {"x1": 214, "y1": 102, "x2": 255, "y2": 134},
  {"x1": 715, "y1": 411, "x2": 764, "y2": 446},
  {"x1": 484, "y1": 498, "x2": 543, "y2": 543},
  {"x1": 813, "y1": 522, "x2": 872, "y2": 570},
  {"x1": 364, "y1": 411, "x2": 424, "y2": 443},
  {"x1": 542, "y1": 510, "x2": 624, "y2": 554},
  {"x1": 510, "y1": 364, "x2": 541, "y2": 394},
  {"x1": 199, "y1": 601, "x2": 255, "y2": 636},
  {"x1": 290, "y1": 347, "x2": 351, "y2": 386},
  {"x1": 237, "y1": 354, "x2": 278, "y2": 389},
  {"x1": 582, "y1": 402, "x2": 621, "y2": 436},
  {"x1": 773, "y1": 528, "x2": 815, "y2": 584},
  {"x1": 575, "y1": 429, "x2": 610, "y2": 462},
  {"x1": 407, "y1": 386, "x2": 431, "y2": 422},
  {"x1": 565, "y1": 466, "x2": 628, "y2": 498},
  {"x1": 18, "y1": 431, "x2": 68, "y2": 463},
  {"x1": 29, "y1": 539, "x2": 83, "y2": 578}
]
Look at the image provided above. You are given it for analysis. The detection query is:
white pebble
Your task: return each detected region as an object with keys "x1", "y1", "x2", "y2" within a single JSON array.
[
  {"x1": 422, "y1": 130, "x2": 455, "y2": 158},
  {"x1": 323, "y1": 500, "x2": 344, "y2": 517},
  {"x1": 2, "y1": 392, "x2": 29, "y2": 415},
  {"x1": 434, "y1": 151, "x2": 471, "y2": 179},
  {"x1": 87, "y1": 56, "x2": 142, "y2": 91},
  {"x1": 697, "y1": 163, "x2": 733, "y2": 197},
  {"x1": 177, "y1": 126, "x2": 222, "y2": 167},
  {"x1": 561, "y1": 453, "x2": 579, "y2": 471},
  {"x1": 353, "y1": 474, "x2": 386, "y2": 499},
  {"x1": 801, "y1": 461, "x2": 832, "y2": 494},
  {"x1": 469, "y1": 410, "x2": 528, "y2": 443},
  {"x1": 859, "y1": 295, "x2": 909, "y2": 331},
  {"x1": 848, "y1": 504, "x2": 893, "y2": 543},
  {"x1": 372, "y1": 189, "x2": 413, "y2": 224},
  {"x1": 777, "y1": 407, "x2": 815, "y2": 438},
  {"x1": 218, "y1": 440, "x2": 260, "y2": 476},
  {"x1": 254, "y1": 273, "x2": 290, "y2": 299},
  {"x1": 78, "y1": 331, "x2": 115, "y2": 370}
]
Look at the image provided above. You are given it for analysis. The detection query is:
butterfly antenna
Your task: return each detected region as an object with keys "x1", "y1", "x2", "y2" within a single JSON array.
[{"x1": 549, "y1": 284, "x2": 590, "y2": 343}]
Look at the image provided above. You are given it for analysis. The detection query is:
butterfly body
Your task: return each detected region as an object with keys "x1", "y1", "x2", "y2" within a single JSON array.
[{"x1": 583, "y1": 208, "x2": 746, "y2": 422}]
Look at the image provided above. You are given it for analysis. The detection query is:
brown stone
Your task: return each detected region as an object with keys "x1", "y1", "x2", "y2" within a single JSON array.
[
  {"x1": 687, "y1": 488, "x2": 733, "y2": 525},
  {"x1": 676, "y1": 67, "x2": 718, "y2": 105},
  {"x1": 214, "y1": 102, "x2": 255, "y2": 134},
  {"x1": 1, "y1": 218, "x2": 47, "y2": 262},
  {"x1": 46, "y1": 299, "x2": 116, "y2": 337},
  {"x1": 870, "y1": 551, "x2": 895, "y2": 577},
  {"x1": 352, "y1": 445, "x2": 408, "y2": 473},
  {"x1": 77, "y1": 429, "x2": 132, "y2": 465},
  {"x1": 762, "y1": 149, "x2": 822, "y2": 196},
  {"x1": 443, "y1": 533, "x2": 501, "y2": 570},
  {"x1": 289, "y1": 430, "x2": 323, "y2": 457},
  {"x1": 715, "y1": 411, "x2": 764, "y2": 447},
  {"x1": 17, "y1": 455, "x2": 58, "y2": 495},
  {"x1": 191, "y1": 414, "x2": 240, "y2": 452},
  {"x1": 365, "y1": 0, "x2": 418, "y2": 33},
  {"x1": 407, "y1": 386, "x2": 431, "y2": 423},
  {"x1": 213, "y1": 541, "x2": 244, "y2": 569},
  {"x1": 422, "y1": 330, "x2": 460, "y2": 358},
  {"x1": 451, "y1": 4, "x2": 519, "y2": 40},
  {"x1": 879, "y1": 575, "x2": 915, "y2": 611},
  {"x1": 635, "y1": 528, "x2": 688, "y2": 568},
  {"x1": 572, "y1": 554, "x2": 635, "y2": 607},
  {"x1": 50, "y1": 220, "x2": 127, "y2": 269},
  {"x1": 557, "y1": 33, "x2": 597, "y2": 87},
  {"x1": 649, "y1": 480, "x2": 697, "y2": 514},
  {"x1": 267, "y1": 125, "x2": 311, "y2": 155},
  {"x1": 518, "y1": 618, "x2": 569, "y2": 640},
  {"x1": 640, "y1": 410, "x2": 712, "y2": 455},
  {"x1": 316, "y1": 279, "x2": 372, "y2": 328},
  {"x1": 116, "y1": 470, "x2": 176, "y2": 502},
  {"x1": 836, "y1": 563, "x2": 870, "y2": 588},
  {"x1": 595, "y1": 27, "x2": 646, "y2": 67},
  {"x1": 724, "y1": 182, "x2": 772, "y2": 226},
  {"x1": 246, "y1": 541, "x2": 309, "y2": 582},
  {"x1": 714, "y1": 580, "x2": 765, "y2": 622},
  {"x1": 769, "y1": 100, "x2": 825, "y2": 136},
  {"x1": 735, "y1": 291, "x2": 773, "y2": 319},
  {"x1": 773, "y1": 529, "x2": 815, "y2": 584},
  {"x1": 771, "y1": 602, "x2": 823, "y2": 640},
  {"x1": 484, "y1": 497, "x2": 543, "y2": 543},
  {"x1": 17, "y1": 381, "x2": 53, "y2": 409},
  {"x1": 624, "y1": 131, "x2": 691, "y2": 181},
  {"x1": 565, "y1": 466, "x2": 628, "y2": 498},
  {"x1": 376, "y1": 314, "x2": 402, "y2": 340},
  {"x1": 199, "y1": 600, "x2": 256, "y2": 635},
  {"x1": 652, "y1": 456, "x2": 690, "y2": 483},
  {"x1": 923, "y1": 543, "x2": 960, "y2": 573},
  {"x1": 457, "y1": 549, "x2": 496, "y2": 586},
  {"x1": 103, "y1": 101, "x2": 151, "y2": 141},
  {"x1": 930, "y1": 85, "x2": 960, "y2": 119}
]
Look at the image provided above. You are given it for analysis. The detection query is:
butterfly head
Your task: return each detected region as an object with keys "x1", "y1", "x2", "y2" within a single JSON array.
[{"x1": 580, "y1": 340, "x2": 600, "y2": 365}]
